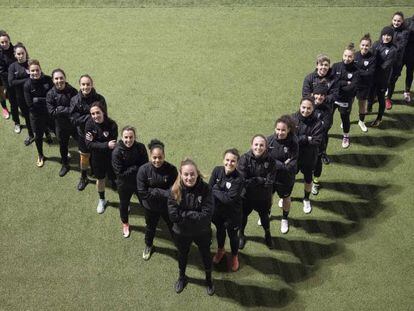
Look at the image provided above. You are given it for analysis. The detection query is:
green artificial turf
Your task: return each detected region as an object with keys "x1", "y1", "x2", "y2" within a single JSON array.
[{"x1": 0, "y1": 4, "x2": 413, "y2": 310}]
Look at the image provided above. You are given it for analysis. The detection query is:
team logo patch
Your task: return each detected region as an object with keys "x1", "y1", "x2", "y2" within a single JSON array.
[
  {"x1": 347, "y1": 73, "x2": 353, "y2": 79},
  {"x1": 197, "y1": 196, "x2": 202, "y2": 203},
  {"x1": 164, "y1": 176, "x2": 168, "y2": 183},
  {"x1": 226, "y1": 182, "x2": 231, "y2": 189},
  {"x1": 364, "y1": 60, "x2": 369, "y2": 66},
  {"x1": 103, "y1": 131, "x2": 109, "y2": 137},
  {"x1": 284, "y1": 147, "x2": 288, "y2": 153},
  {"x1": 264, "y1": 162, "x2": 269, "y2": 168},
  {"x1": 385, "y1": 49, "x2": 389, "y2": 55},
  {"x1": 43, "y1": 84, "x2": 49, "y2": 89}
]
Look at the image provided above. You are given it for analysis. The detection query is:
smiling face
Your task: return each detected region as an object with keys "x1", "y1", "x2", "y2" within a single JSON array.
[
  {"x1": 14, "y1": 47, "x2": 27, "y2": 63},
  {"x1": 359, "y1": 39, "x2": 371, "y2": 55},
  {"x1": 343, "y1": 49, "x2": 355, "y2": 64},
  {"x1": 181, "y1": 164, "x2": 198, "y2": 187},
  {"x1": 90, "y1": 106, "x2": 104, "y2": 124},
  {"x1": 251, "y1": 136, "x2": 267, "y2": 157},
  {"x1": 314, "y1": 93, "x2": 326, "y2": 105},
  {"x1": 316, "y1": 61, "x2": 330, "y2": 77},
  {"x1": 275, "y1": 121, "x2": 289, "y2": 140},
  {"x1": 0, "y1": 35, "x2": 10, "y2": 50},
  {"x1": 392, "y1": 14, "x2": 403, "y2": 28},
  {"x1": 80, "y1": 76, "x2": 93, "y2": 96},
  {"x1": 150, "y1": 147, "x2": 165, "y2": 168},
  {"x1": 382, "y1": 34, "x2": 392, "y2": 44},
  {"x1": 121, "y1": 129, "x2": 135, "y2": 148},
  {"x1": 29, "y1": 64, "x2": 41, "y2": 79},
  {"x1": 53, "y1": 71, "x2": 66, "y2": 90},
  {"x1": 300, "y1": 99, "x2": 314, "y2": 117},
  {"x1": 223, "y1": 152, "x2": 238, "y2": 174}
]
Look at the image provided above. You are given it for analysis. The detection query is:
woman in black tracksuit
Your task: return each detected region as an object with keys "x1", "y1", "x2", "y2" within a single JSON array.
[
  {"x1": 386, "y1": 12, "x2": 409, "y2": 108},
  {"x1": 292, "y1": 97, "x2": 323, "y2": 215},
  {"x1": 209, "y1": 148, "x2": 243, "y2": 272},
  {"x1": 7, "y1": 42, "x2": 34, "y2": 145},
  {"x1": 84, "y1": 101, "x2": 117, "y2": 215},
  {"x1": 137, "y1": 139, "x2": 177, "y2": 260},
  {"x1": 267, "y1": 116, "x2": 298, "y2": 235},
  {"x1": 311, "y1": 84, "x2": 333, "y2": 196},
  {"x1": 238, "y1": 134, "x2": 276, "y2": 250},
  {"x1": 0, "y1": 30, "x2": 14, "y2": 120},
  {"x1": 23, "y1": 59, "x2": 53, "y2": 167},
  {"x1": 168, "y1": 158, "x2": 214, "y2": 295},
  {"x1": 369, "y1": 27, "x2": 397, "y2": 127},
  {"x1": 46, "y1": 69, "x2": 78, "y2": 176},
  {"x1": 70, "y1": 74, "x2": 107, "y2": 191},
  {"x1": 330, "y1": 43, "x2": 360, "y2": 149},
  {"x1": 354, "y1": 33, "x2": 376, "y2": 132},
  {"x1": 403, "y1": 14, "x2": 414, "y2": 102},
  {"x1": 112, "y1": 126, "x2": 148, "y2": 238}
]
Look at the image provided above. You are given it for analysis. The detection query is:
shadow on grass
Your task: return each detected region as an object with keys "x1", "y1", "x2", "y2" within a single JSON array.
[
  {"x1": 330, "y1": 134, "x2": 410, "y2": 148},
  {"x1": 328, "y1": 152, "x2": 395, "y2": 169}
]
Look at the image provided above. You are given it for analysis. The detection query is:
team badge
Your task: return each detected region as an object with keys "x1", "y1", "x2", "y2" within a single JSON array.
[
  {"x1": 164, "y1": 176, "x2": 168, "y2": 183},
  {"x1": 264, "y1": 162, "x2": 269, "y2": 168},
  {"x1": 197, "y1": 196, "x2": 202, "y2": 203},
  {"x1": 347, "y1": 73, "x2": 353, "y2": 79},
  {"x1": 103, "y1": 131, "x2": 109, "y2": 137},
  {"x1": 364, "y1": 60, "x2": 369, "y2": 66},
  {"x1": 385, "y1": 49, "x2": 389, "y2": 55},
  {"x1": 226, "y1": 182, "x2": 231, "y2": 189},
  {"x1": 284, "y1": 147, "x2": 288, "y2": 153}
]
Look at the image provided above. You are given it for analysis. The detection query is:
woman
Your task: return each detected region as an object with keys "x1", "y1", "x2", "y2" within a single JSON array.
[
  {"x1": 137, "y1": 139, "x2": 177, "y2": 259},
  {"x1": 112, "y1": 126, "x2": 148, "y2": 238},
  {"x1": 238, "y1": 134, "x2": 276, "y2": 249},
  {"x1": 84, "y1": 102, "x2": 117, "y2": 214},
  {"x1": 70, "y1": 74, "x2": 107, "y2": 191},
  {"x1": 168, "y1": 158, "x2": 214, "y2": 295},
  {"x1": 209, "y1": 148, "x2": 243, "y2": 271},
  {"x1": 330, "y1": 43, "x2": 360, "y2": 148},
  {"x1": 23, "y1": 59, "x2": 53, "y2": 167},
  {"x1": 7, "y1": 42, "x2": 34, "y2": 145},
  {"x1": 46, "y1": 69, "x2": 78, "y2": 176},
  {"x1": 403, "y1": 14, "x2": 414, "y2": 103},
  {"x1": 292, "y1": 97, "x2": 323, "y2": 215},
  {"x1": 0, "y1": 30, "x2": 14, "y2": 120},
  {"x1": 386, "y1": 12, "x2": 409, "y2": 109},
  {"x1": 370, "y1": 27, "x2": 397, "y2": 127},
  {"x1": 267, "y1": 116, "x2": 298, "y2": 234},
  {"x1": 354, "y1": 34, "x2": 376, "y2": 132}
]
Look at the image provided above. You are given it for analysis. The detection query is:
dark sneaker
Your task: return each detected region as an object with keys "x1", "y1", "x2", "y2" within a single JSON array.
[
  {"x1": 45, "y1": 133, "x2": 53, "y2": 144},
  {"x1": 24, "y1": 136, "x2": 35, "y2": 146},
  {"x1": 142, "y1": 245, "x2": 153, "y2": 261},
  {"x1": 238, "y1": 234, "x2": 246, "y2": 250},
  {"x1": 264, "y1": 231, "x2": 273, "y2": 249},
  {"x1": 175, "y1": 276, "x2": 188, "y2": 294},
  {"x1": 206, "y1": 281, "x2": 215, "y2": 296},
  {"x1": 77, "y1": 177, "x2": 88, "y2": 191},
  {"x1": 59, "y1": 165, "x2": 70, "y2": 177},
  {"x1": 321, "y1": 153, "x2": 330, "y2": 165}
]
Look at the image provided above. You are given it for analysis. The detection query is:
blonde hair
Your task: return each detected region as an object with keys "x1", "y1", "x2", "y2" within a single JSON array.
[{"x1": 171, "y1": 158, "x2": 203, "y2": 203}]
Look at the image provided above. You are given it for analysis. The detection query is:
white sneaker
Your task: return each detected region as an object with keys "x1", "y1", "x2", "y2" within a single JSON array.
[
  {"x1": 280, "y1": 219, "x2": 289, "y2": 234},
  {"x1": 257, "y1": 217, "x2": 262, "y2": 226},
  {"x1": 14, "y1": 124, "x2": 21, "y2": 134},
  {"x1": 340, "y1": 122, "x2": 343, "y2": 129},
  {"x1": 67, "y1": 152, "x2": 72, "y2": 159},
  {"x1": 342, "y1": 136, "x2": 350, "y2": 149},
  {"x1": 303, "y1": 199, "x2": 312, "y2": 214},
  {"x1": 358, "y1": 120, "x2": 368, "y2": 133},
  {"x1": 97, "y1": 199, "x2": 107, "y2": 214},
  {"x1": 122, "y1": 223, "x2": 130, "y2": 238},
  {"x1": 404, "y1": 92, "x2": 411, "y2": 103},
  {"x1": 311, "y1": 182, "x2": 320, "y2": 195},
  {"x1": 278, "y1": 198, "x2": 283, "y2": 208}
]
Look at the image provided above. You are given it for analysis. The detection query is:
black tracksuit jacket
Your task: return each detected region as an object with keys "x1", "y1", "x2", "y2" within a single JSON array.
[
  {"x1": 354, "y1": 50, "x2": 376, "y2": 89},
  {"x1": 8, "y1": 61, "x2": 29, "y2": 102},
  {"x1": 302, "y1": 69, "x2": 337, "y2": 103},
  {"x1": 404, "y1": 17, "x2": 414, "y2": 59},
  {"x1": 330, "y1": 61, "x2": 360, "y2": 104},
  {"x1": 70, "y1": 89, "x2": 106, "y2": 130},
  {"x1": 168, "y1": 178, "x2": 213, "y2": 237},
  {"x1": 237, "y1": 150, "x2": 276, "y2": 202},
  {"x1": 292, "y1": 111, "x2": 323, "y2": 168},
  {"x1": 112, "y1": 140, "x2": 148, "y2": 189},
  {"x1": 208, "y1": 166, "x2": 243, "y2": 219},
  {"x1": 23, "y1": 75, "x2": 53, "y2": 115},
  {"x1": 372, "y1": 40, "x2": 397, "y2": 88},
  {"x1": 137, "y1": 161, "x2": 178, "y2": 212},
  {"x1": 46, "y1": 83, "x2": 78, "y2": 129},
  {"x1": 84, "y1": 117, "x2": 118, "y2": 158},
  {"x1": 267, "y1": 133, "x2": 298, "y2": 186},
  {"x1": 0, "y1": 44, "x2": 15, "y2": 88},
  {"x1": 391, "y1": 25, "x2": 409, "y2": 64},
  {"x1": 314, "y1": 99, "x2": 332, "y2": 152}
]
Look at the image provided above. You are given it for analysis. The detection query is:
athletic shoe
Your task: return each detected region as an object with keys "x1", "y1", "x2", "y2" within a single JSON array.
[
  {"x1": 404, "y1": 92, "x2": 411, "y2": 103},
  {"x1": 142, "y1": 245, "x2": 153, "y2": 260},
  {"x1": 280, "y1": 219, "x2": 289, "y2": 234},
  {"x1": 371, "y1": 119, "x2": 382, "y2": 128},
  {"x1": 77, "y1": 177, "x2": 88, "y2": 191},
  {"x1": 264, "y1": 231, "x2": 273, "y2": 249},
  {"x1": 97, "y1": 199, "x2": 107, "y2": 214},
  {"x1": 311, "y1": 181, "x2": 320, "y2": 195},
  {"x1": 278, "y1": 198, "x2": 283, "y2": 208},
  {"x1": 303, "y1": 199, "x2": 312, "y2": 214},
  {"x1": 206, "y1": 281, "x2": 215, "y2": 296},
  {"x1": 321, "y1": 153, "x2": 330, "y2": 165},
  {"x1": 257, "y1": 217, "x2": 262, "y2": 226},
  {"x1": 174, "y1": 276, "x2": 188, "y2": 294},
  {"x1": 238, "y1": 234, "x2": 246, "y2": 249},
  {"x1": 385, "y1": 99, "x2": 392, "y2": 110},
  {"x1": 59, "y1": 165, "x2": 70, "y2": 177},
  {"x1": 358, "y1": 120, "x2": 368, "y2": 133},
  {"x1": 342, "y1": 136, "x2": 350, "y2": 149},
  {"x1": 14, "y1": 124, "x2": 21, "y2": 134},
  {"x1": 45, "y1": 133, "x2": 53, "y2": 144},
  {"x1": 67, "y1": 152, "x2": 72, "y2": 159},
  {"x1": 231, "y1": 255, "x2": 239, "y2": 272},
  {"x1": 24, "y1": 136, "x2": 35, "y2": 146},
  {"x1": 212, "y1": 248, "x2": 226, "y2": 264},
  {"x1": 340, "y1": 122, "x2": 343, "y2": 129},
  {"x1": 36, "y1": 156, "x2": 44, "y2": 168},
  {"x1": 2, "y1": 107, "x2": 10, "y2": 119},
  {"x1": 122, "y1": 223, "x2": 130, "y2": 238}
]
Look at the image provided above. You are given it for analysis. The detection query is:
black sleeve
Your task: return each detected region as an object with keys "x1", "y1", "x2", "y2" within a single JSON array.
[
  {"x1": 111, "y1": 146, "x2": 138, "y2": 179},
  {"x1": 85, "y1": 122, "x2": 108, "y2": 151},
  {"x1": 70, "y1": 96, "x2": 89, "y2": 126},
  {"x1": 168, "y1": 194, "x2": 182, "y2": 223},
  {"x1": 0, "y1": 57, "x2": 9, "y2": 88},
  {"x1": 212, "y1": 176, "x2": 243, "y2": 205},
  {"x1": 308, "y1": 120, "x2": 324, "y2": 147},
  {"x1": 23, "y1": 80, "x2": 33, "y2": 107},
  {"x1": 302, "y1": 73, "x2": 313, "y2": 97},
  {"x1": 208, "y1": 167, "x2": 219, "y2": 187},
  {"x1": 381, "y1": 48, "x2": 397, "y2": 70},
  {"x1": 182, "y1": 185, "x2": 213, "y2": 227},
  {"x1": 137, "y1": 165, "x2": 155, "y2": 202},
  {"x1": 341, "y1": 70, "x2": 360, "y2": 94},
  {"x1": 8, "y1": 64, "x2": 27, "y2": 87}
]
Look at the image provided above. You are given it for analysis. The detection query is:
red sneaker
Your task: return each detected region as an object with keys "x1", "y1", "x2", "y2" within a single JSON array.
[
  {"x1": 212, "y1": 248, "x2": 226, "y2": 264},
  {"x1": 385, "y1": 99, "x2": 392, "y2": 110},
  {"x1": 231, "y1": 254, "x2": 239, "y2": 272},
  {"x1": 2, "y1": 107, "x2": 9, "y2": 119}
]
